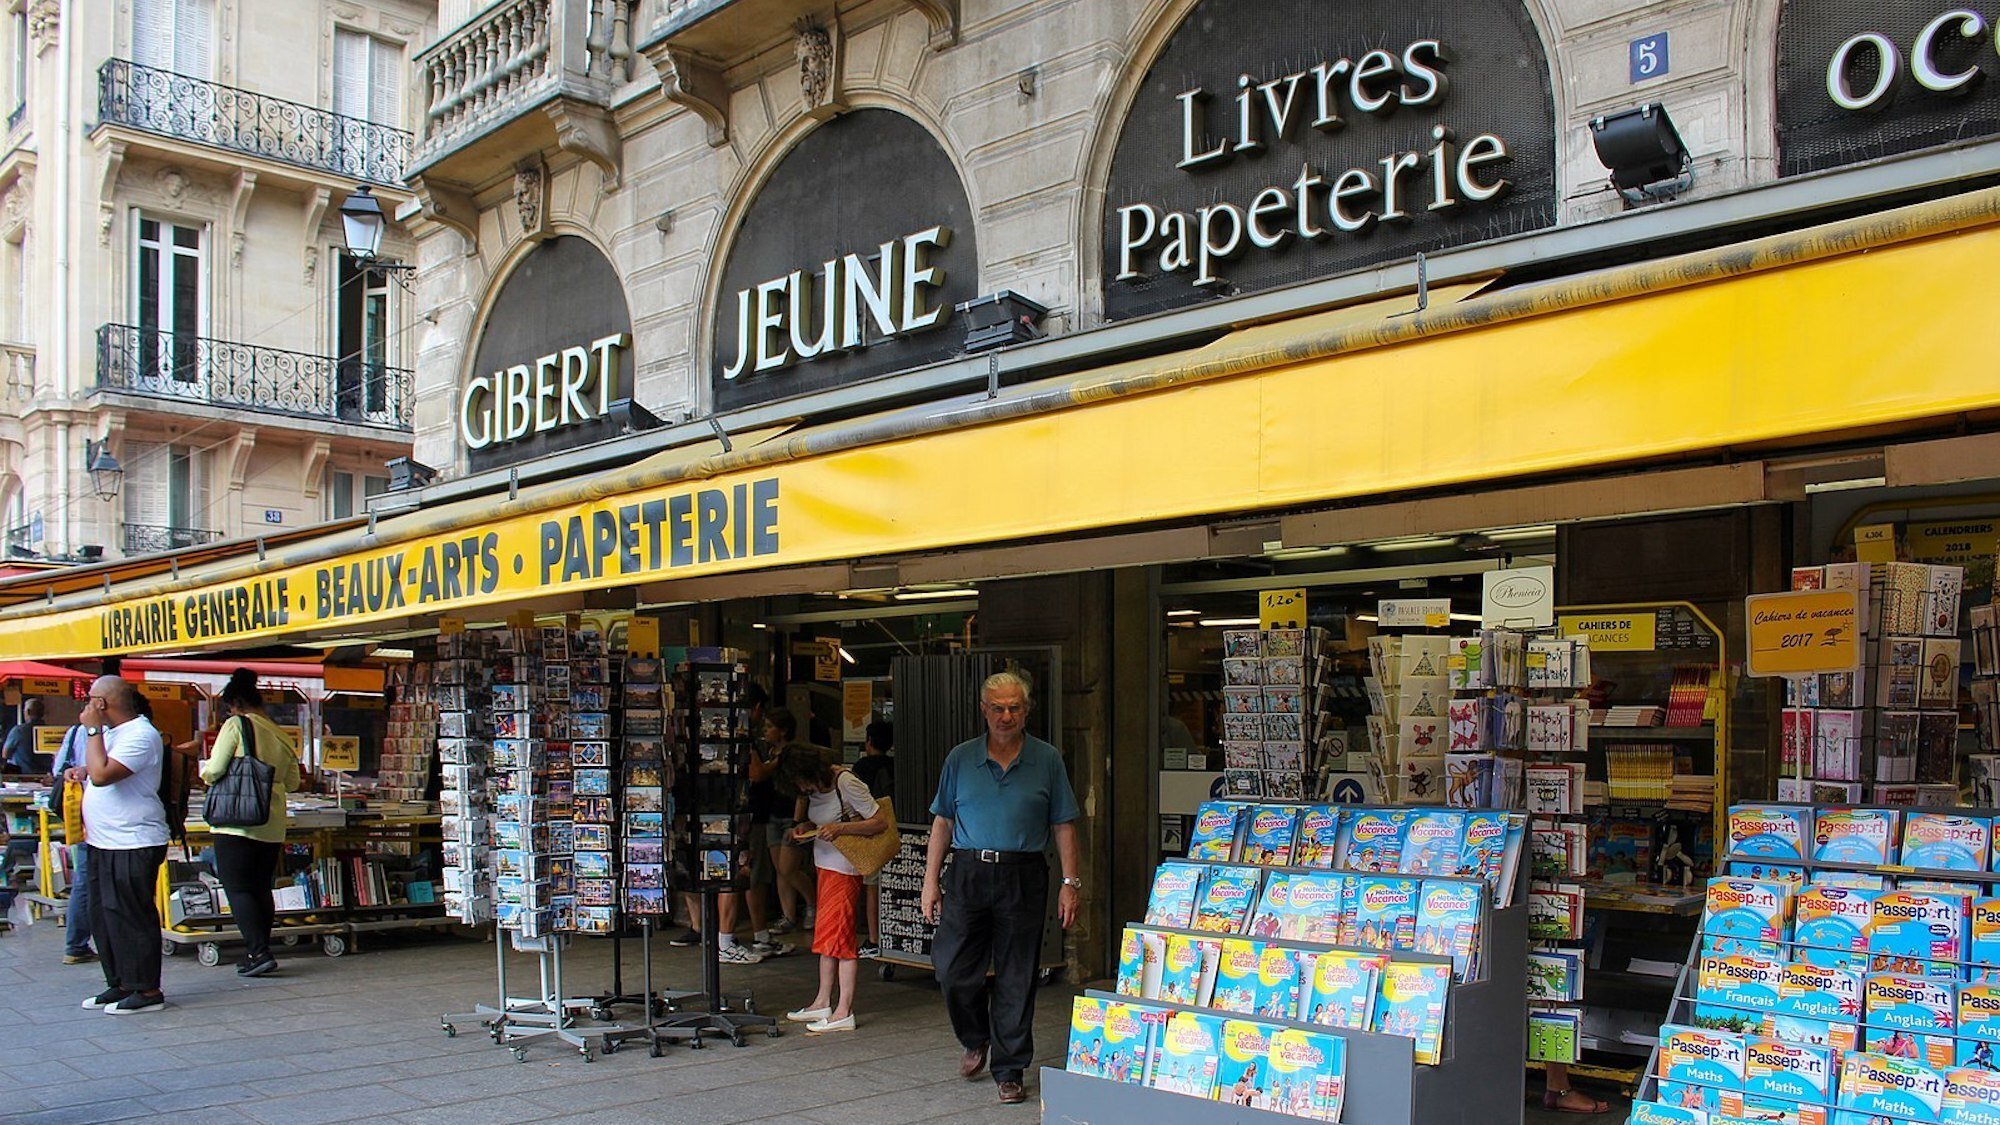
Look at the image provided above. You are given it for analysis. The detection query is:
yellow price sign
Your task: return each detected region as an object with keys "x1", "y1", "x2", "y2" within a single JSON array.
[
  {"x1": 1260, "y1": 588, "x2": 1307, "y2": 629},
  {"x1": 1745, "y1": 588, "x2": 1861, "y2": 678},
  {"x1": 436, "y1": 617, "x2": 466, "y2": 635},
  {"x1": 1855, "y1": 524, "x2": 1897, "y2": 564},
  {"x1": 320, "y1": 735, "x2": 361, "y2": 771},
  {"x1": 137, "y1": 682, "x2": 183, "y2": 701},
  {"x1": 36, "y1": 726, "x2": 65, "y2": 754},
  {"x1": 19, "y1": 676, "x2": 66, "y2": 696},
  {"x1": 1558, "y1": 612, "x2": 1657, "y2": 652},
  {"x1": 626, "y1": 616, "x2": 660, "y2": 657}
]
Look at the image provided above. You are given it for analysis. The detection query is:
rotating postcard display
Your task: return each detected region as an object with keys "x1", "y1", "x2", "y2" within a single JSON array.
[{"x1": 621, "y1": 654, "x2": 672, "y2": 915}]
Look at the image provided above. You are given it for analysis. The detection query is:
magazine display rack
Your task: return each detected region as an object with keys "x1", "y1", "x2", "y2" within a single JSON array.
[
  {"x1": 650, "y1": 655, "x2": 779, "y2": 1047},
  {"x1": 1040, "y1": 845, "x2": 1526, "y2": 1125},
  {"x1": 1626, "y1": 801, "x2": 2000, "y2": 1124}
]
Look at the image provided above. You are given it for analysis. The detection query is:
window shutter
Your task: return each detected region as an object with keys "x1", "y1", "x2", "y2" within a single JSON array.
[
  {"x1": 123, "y1": 442, "x2": 170, "y2": 530},
  {"x1": 333, "y1": 29, "x2": 368, "y2": 120},
  {"x1": 175, "y1": 0, "x2": 213, "y2": 80},
  {"x1": 369, "y1": 37, "x2": 401, "y2": 128},
  {"x1": 131, "y1": 0, "x2": 173, "y2": 70}
]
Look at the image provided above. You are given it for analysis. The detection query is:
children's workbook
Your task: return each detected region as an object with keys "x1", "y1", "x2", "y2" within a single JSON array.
[{"x1": 1372, "y1": 961, "x2": 1450, "y2": 1064}]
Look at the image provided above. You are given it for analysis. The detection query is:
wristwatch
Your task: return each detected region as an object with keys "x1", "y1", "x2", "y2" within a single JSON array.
[
  {"x1": 82, "y1": 726, "x2": 102, "y2": 737},
  {"x1": 1061, "y1": 877, "x2": 1083, "y2": 889}
]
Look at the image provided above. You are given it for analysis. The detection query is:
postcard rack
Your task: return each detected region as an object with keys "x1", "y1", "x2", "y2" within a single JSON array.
[{"x1": 1039, "y1": 859, "x2": 1527, "y2": 1125}]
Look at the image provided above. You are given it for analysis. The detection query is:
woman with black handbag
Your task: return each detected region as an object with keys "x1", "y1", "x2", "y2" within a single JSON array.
[{"x1": 198, "y1": 669, "x2": 301, "y2": 977}]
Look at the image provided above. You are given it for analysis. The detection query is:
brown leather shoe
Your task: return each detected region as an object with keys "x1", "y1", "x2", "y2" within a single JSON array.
[
  {"x1": 960, "y1": 1044, "x2": 989, "y2": 1079},
  {"x1": 997, "y1": 1080, "x2": 1027, "y2": 1105}
]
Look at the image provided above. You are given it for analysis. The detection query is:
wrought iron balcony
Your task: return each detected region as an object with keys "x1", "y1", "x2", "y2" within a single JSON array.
[
  {"x1": 123, "y1": 524, "x2": 222, "y2": 556},
  {"x1": 410, "y1": 0, "x2": 633, "y2": 183},
  {"x1": 4, "y1": 523, "x2": 31, "y2": 557},
  {"x1": 95, "y1": 324, "x2": 414, "y2": 432},
  {"x1": 98, "y1": 59, "x2": 411, "y2": 184},
  {"x1": 6, "y1": 102, "x2": 22, "y2": 133}
]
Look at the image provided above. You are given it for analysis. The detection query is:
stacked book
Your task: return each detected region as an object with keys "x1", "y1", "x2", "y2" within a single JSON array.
[{"x1": 1067, "y1": 994, "x2": 1348, "y2": 1119}]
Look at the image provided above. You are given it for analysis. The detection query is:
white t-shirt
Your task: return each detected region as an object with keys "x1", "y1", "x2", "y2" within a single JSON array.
[
  {"x1": 804, "y1": 769, "x2": 880, "y2": 876},
  {"x1": 82, "y1": 716, "x2": 169, "y2": 850}
]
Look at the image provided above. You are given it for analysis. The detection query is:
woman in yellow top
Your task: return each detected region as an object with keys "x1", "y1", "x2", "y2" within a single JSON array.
[{"x1": 199, "y1": 669, "x2": 301, "y2": 977}]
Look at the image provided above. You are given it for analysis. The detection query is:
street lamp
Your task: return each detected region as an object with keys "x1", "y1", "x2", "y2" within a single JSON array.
[
  {"x1": 339, "y1": 185, "x2": 415, "y2": 279},
  {"x1": 85, "y1": 438, "x2": 123, "y2": 501}
]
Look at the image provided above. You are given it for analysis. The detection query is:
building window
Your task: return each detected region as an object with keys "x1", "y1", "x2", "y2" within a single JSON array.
[
  {"x1": 12, "y1": 7, "x2": 27, "y2": 120},
  {"x1": 133, "y1": 214, "x2": 204, "y2": 386},
  {"x1": 334, "y1": 252, "x2": 392, "y2": 422},
  {"x1": 333, "y1": 28, "x2": 400, "y2": 127},
  {"x1": 124, "y1": 441, "x2": 211, "y2": 544},
  {"x1": 132, "y1": 0, "x2": 213, "y2": 79},
  {"x1": 326, "y1": 470, "x2": 388, "y2": 520}
]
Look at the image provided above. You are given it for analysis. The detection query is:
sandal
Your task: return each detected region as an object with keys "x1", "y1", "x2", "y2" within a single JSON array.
[{"x1": 1543, "y1": 1087, "x2": 1611, "y2": 1115}]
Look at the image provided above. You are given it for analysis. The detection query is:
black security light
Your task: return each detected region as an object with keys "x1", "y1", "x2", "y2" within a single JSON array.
[
  {"x1": 85, "y1": 438, "x2": 123, "y2": 501},
  {"x1": 608, "y1": 397, "x2": 666, "y2": 435},
  {"x1": 1588, "y1": 103, "x2": 1691, "y2": 205},
  {"x1": 385, "y1": 456, "x2": 438, "y2": 492},
  {"x1": 957, "y1": 290, "x2": 1049, "y2": 354}
]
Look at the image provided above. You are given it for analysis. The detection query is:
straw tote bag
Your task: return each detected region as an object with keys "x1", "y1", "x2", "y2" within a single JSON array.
[{"x1": 830, "y1": 773, "x2": 900, "y2": 876}]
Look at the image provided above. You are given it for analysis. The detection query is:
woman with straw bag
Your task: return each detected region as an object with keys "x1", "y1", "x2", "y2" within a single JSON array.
[{"x1": 776, "y1": 739, "x2": 896, "y2": 1034}]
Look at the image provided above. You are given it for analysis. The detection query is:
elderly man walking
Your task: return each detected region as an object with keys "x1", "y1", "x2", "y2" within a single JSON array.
[{"x1": 921, "y1": 671, "x2": 1081, "y2": 1105}]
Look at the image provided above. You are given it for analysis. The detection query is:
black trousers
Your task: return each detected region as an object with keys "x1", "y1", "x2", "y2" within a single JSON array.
[
  {"x1": 86, "y1": 844, "x2": 167, "y2": 993},
  {"x1": 212, "y1": 835, "x2": 281, "y2": 960},
  {"x1": 930, "y1": 857, "x2": 1048, "y2": 1084}
]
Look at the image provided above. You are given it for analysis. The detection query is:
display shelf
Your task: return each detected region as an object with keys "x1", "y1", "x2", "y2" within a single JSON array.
[
  {"x1": 1043, "y1": 855, "x2": 1527, "y2": 1125},
  {"x1": 1587, "y1": 726, "x2": 1716, "y2": 741},
  {"x1": 1172, "y1": 855, "x2": 1490, "y2": 891},
  {"x1": 1131, "y1": 922, "x2": 1455, "y2": 973}
]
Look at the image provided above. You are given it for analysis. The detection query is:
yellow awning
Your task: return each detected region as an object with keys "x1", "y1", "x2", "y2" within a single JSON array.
[{"x1": 8, "y1": 186, "x2": 2000, "y2": 660}]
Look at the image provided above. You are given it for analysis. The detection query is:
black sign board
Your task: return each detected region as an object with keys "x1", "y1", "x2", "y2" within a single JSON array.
[
  {"x1": 711, "y1": 109, "x2": 978, "y2": 413},
  {"x1": 1100, "y1": 0, "x2": 1556, "y2": 322},
  {"x1": 463, "y1": 236, "x2": 635, "y2": 473},
  {"x1": 1778, "y1": 1, "x2": 2000, "y2": 176}
]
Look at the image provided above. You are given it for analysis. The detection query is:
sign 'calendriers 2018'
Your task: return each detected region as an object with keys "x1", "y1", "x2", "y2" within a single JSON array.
[{"x1": 1118, "y1": 40, "x2": 1513, "y2": 289}]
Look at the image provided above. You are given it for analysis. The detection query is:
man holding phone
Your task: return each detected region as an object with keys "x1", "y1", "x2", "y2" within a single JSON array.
[{"x1": 67, "y1": 676, "x2": 171, "y2": 1014}]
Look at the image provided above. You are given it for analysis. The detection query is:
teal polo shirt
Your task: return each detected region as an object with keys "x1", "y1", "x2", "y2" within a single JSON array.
[{"x1": 929, "y1": 734, "x2": 1080, "y2": 853}]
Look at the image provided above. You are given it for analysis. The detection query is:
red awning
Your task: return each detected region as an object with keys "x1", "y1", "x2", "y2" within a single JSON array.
[
  {"x1": 121, "y1": 658, "x2": 323, "y2": 679},
  {"x1": 0, "y1": 660, "x2": 91, "y2": 682}
]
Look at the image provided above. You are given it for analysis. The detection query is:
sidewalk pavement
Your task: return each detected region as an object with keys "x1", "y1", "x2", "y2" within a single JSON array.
[{"x1": 0, "y1": 912, "x2": 1076, "y2": 1124}]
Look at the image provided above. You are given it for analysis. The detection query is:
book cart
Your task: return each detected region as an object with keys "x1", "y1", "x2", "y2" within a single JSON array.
[
  {"x1": 1628, "y1": 801, "x2": 2000, "y2": 1125},
  {"x1": 1042, "y1": 805, "x2": 1528, "y2": 1125},
  {"x1": 153, "y1": 811, "x2": 449, "y2": 964}
]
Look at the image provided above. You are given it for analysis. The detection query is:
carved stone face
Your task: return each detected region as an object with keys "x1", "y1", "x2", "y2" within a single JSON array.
[{"x1": 796, "y1": 25, "x2": 832, "y2": 109}]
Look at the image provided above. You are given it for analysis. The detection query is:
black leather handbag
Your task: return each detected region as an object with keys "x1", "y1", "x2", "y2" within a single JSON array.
[{"x1": 202, "y1": 715, "x2": 274, "y2": 828}]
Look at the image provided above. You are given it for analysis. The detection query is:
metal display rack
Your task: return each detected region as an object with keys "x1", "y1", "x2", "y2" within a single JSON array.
[
  {"x1": 1633, "y1": 806, "x2": 2000, "y2": 1114},
  {"x1": 1039, "y1": 853, "x2": 1528, "y2": 1125},
  {"x1": 871, "y1": 820, "x2": 1064, "y2": 983}
]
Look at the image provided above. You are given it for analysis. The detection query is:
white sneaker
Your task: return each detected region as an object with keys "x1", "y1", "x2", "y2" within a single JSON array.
[
  {"x1": 753, "y1": 940, "x2": 795, "y2": 958},
  {"x1": 806, "y1": 1014, "x2": 855, "y2": 1034},
  {"x1": 717, "y1": 944, "x2": 764, "y2": 964},
  {"x1": 786, "y1": 1005, "x2": 832, "y2": 1022},
  {"x1": 770, "y1": 917, "x2": 796, "y2": 936}
]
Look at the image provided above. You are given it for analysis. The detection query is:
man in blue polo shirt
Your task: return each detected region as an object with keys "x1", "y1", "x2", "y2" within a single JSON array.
[{"x1": 922, "y1": 670, "x2": 1081, "y2": 1106}]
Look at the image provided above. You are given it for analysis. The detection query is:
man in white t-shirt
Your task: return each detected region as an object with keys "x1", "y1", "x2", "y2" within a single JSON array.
[{"x1": 65, "y1": 676, "x2": 170, "y2": 1014}]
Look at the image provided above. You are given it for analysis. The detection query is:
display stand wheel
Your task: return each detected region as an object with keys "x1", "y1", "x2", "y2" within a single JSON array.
[
  {"x1": 280, "y1": 934, "x2": 302, "y2": 947},
  {"x1": 765, "y1": 1025, "x2": 781, "y2": 1038},
  {"x1": 729, "y1": 1033, "x2": 746, "y2": 1048},
  {"x1": 160, "y1": 938, "x2": 178, "y2": 957},
  {"x1": 688, "y1": 1035, "x2": 705, "y2": 1049},
  {"x1": 878, "y1": 964, "x2": 896, "y2": 981},
  {"x1": 649, "y1": 1041, "x2": 664, "y2": 1059},
  {"x1": 196, "y1": 942, "x2": 222, "y2": 967},
  {"x1": 440, "y1": 1020, "x2": 457, "y2": 1038},
  {"x1": 600, "y1": 1039, "x2": 618, "y2": 1056},
  {"x1": 510, "y1": 1047, "x2": 527, "y2": 1063},
  {"x1": 578, "y1": 1045, "x2": 594, "y2": 1063},
  {"x1": 321, "y1": 933, "x2": 347, "y2": 957}
]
